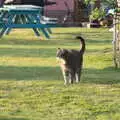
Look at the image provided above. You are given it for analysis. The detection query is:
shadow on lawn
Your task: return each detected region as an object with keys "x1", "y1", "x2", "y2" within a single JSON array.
[
  {"x1": 86, "y1": 39, "x2": 111, "y2": 44},
  {"x1": 0, "y1": 65, "x2": 119, "y2": 84},
  {"x1": 0, "y1": 118, "x2": 28, "y2": 120},
  {"x1": 1, "y1": 33, "x2": 111, "y2": 45},
  {"x1": 0, "y1": 66, "x2": 62, "y2": 81},
  {"x1": 0, "y1": 38, "x2": 82, "y2": 48},
  {"x1": 83, "y1": 67, "x2": 120, "y2": 84},
  {"x1": 0, "y1": 39, "x2": 112, "y2": 58},
  {"x1": 0, "y1": 38, "x2": 58, "y2": 46},
  {"x1": 0, "y1": 48, "x2": 56, "y2": 58},
  {"x1": 53, "y1": 31, "x2": 111, "y2": 35}
]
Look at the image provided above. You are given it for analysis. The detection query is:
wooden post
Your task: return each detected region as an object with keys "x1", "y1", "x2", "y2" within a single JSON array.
[
  {"x1": 113, "y1": 11, "x2": 120, "y2": 68},
  {"x1": 94, "y1": 0, "x2": 101, "y2": 9},
  {"x1": 112, "y1": 0, "x2": 120, "y2": 68},
  {"x1": 113, "y1": 14, "x2": 118, "y2": 68},
  {"x1": 117, "y1": 18, "x2": 120, "y2": 67}
]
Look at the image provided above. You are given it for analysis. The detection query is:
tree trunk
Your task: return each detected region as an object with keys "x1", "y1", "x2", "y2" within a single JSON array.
[
  {"x1": 74, "y1": 0, "x2": 89, "y2": 23},
  {"x1": 94, "y1": 0, "x2": 101, "y2": 9}
]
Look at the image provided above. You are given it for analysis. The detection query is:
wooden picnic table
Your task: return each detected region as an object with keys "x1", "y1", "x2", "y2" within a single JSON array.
[{"x1": 0, "y1": 5, "x2": 58, "y2": 39}]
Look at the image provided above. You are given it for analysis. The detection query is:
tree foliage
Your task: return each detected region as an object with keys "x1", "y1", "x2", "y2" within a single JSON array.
[
  {"x1": 89, "y1": 8, "x2": 105, "y2": 20},
  {"x1": 84, "y1": 0, "x2": 115, "y2": 9},
  {"x1": 100, "y1": 0, "x2": 116, "y2": 8}
]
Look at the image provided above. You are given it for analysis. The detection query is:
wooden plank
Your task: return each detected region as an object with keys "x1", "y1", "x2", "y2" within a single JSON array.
[
  {"x1": 113, "y1": 15, "x2": 118, "y2": 68},
  {"x1": 4, "y1": 23, "x2": 59, "y2": 28},
  {"x1": 9, "y1": 10, "x2": 40, "y2": 15}
]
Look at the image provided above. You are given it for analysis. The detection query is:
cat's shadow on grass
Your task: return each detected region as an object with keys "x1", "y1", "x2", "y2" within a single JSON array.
[{"x1": 0, "y1": 65, "x2": 119, "y2": 84}]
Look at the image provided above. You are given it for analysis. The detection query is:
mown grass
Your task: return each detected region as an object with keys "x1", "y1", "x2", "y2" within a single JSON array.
[{"x1": 0, "y1": 28, "x2": 120, "y2": 120}]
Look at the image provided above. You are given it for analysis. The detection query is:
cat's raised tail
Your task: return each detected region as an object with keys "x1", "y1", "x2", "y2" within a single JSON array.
[{"x1": 76, "y1": 36, "x2": 85, "y2": 54}]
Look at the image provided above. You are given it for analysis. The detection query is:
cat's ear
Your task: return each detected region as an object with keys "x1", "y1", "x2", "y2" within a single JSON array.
[{"x1": 58, "y1": 48, "x2": 61, "y2": 50}]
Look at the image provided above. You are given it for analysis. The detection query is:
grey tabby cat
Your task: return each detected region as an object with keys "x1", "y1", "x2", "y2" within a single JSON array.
[{"x1": 56, "y1": 36, "x2": 85, "y2": 85}]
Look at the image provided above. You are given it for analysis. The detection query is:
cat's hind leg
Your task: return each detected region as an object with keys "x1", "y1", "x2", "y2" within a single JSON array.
[
  {"x1": 75, "y1": 68, "x2": 82, "y2": 83},
  {"x1": 69, "y1": 71, "x2": 75, "y2": 84}
]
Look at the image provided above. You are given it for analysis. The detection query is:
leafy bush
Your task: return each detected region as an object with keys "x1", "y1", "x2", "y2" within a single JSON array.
[{"x1": 90, "y1": 8, "x2": 105, "y2": 20}]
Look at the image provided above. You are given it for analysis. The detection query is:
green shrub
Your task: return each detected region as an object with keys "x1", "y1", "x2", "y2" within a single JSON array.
[{"x1": 90, "y1": 8, "x2": 105, "y2": 21}]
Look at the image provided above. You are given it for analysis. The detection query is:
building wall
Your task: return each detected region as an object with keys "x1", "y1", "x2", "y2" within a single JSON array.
[
  {"x1": 4, "y1": 0, "x2": 89, "y2": 25},
  {"x1": 44, "y1": 0, "x2": 89, "y2": 24},
  {"x1": 45, "y1": 0, "x2": 74, "y2": 11},
  {"x1": 44, "y1": 0, "x2": 74, "y2": 23}
]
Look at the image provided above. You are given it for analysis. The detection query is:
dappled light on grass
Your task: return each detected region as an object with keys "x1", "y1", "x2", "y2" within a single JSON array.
[{"x1": 0, "y1": 28, "x2": 120, "y2": 120}]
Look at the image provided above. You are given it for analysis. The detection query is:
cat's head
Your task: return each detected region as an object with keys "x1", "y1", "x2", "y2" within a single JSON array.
[{"x1": 56, "y1": 48, "x2": 69, "y2": 64}]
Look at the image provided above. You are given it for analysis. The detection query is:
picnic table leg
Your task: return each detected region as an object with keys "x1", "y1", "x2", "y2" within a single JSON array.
[
  {"x1": 0, "y1": 27, "x2": 8, "y2": 37},
  {"x1": 39, "y1": 28, "x2": 50, "y2": 39},
  {"x1": 5, "y1": 28, "x2": 11, "y2": 35},
  {"x1": 25, "y1": 15, "x2": 41, "y2": 37},
  {"x1": 32, "y1": 28, "x2": 40, "y2": 36},
  {"x1": 46, "y1": 28, "x2": 52, "y2": 34},
  {"x1": 30, "y1": 14, "x2": 50, "y2": 39}
]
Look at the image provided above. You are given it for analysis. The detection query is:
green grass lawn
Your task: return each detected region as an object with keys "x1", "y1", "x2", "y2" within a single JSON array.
[{"x1": 0, "y1": 28, "x2": 120, "y2": 120}]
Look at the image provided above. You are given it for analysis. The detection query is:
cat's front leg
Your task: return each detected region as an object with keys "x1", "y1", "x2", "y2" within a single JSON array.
[{"x1": 63, "y1": 71, "x2": 69, "y2": 85}]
